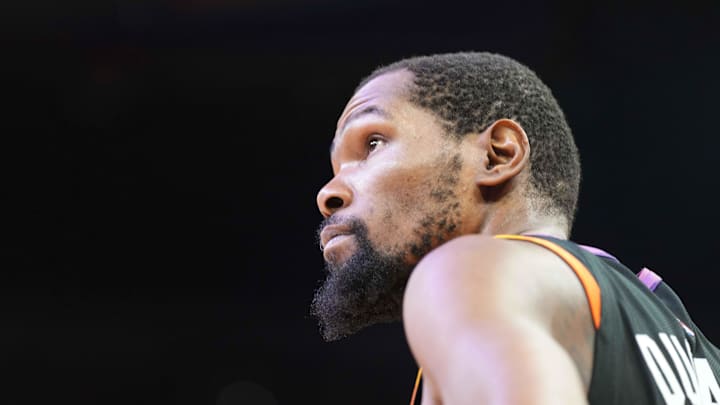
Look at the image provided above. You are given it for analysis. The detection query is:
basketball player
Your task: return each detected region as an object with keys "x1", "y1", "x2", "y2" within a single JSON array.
[{"x1": 311, "y1": 52, "x2": 720, "y2": 404}]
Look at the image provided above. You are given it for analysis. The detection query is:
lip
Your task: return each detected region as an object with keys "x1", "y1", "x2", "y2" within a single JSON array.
[
  {"x1": 322, "y1": 234, "x2": 353, "y2": 259},
  {"x1": 320, "y1": 224, "x2": 352, "y2": 251}
]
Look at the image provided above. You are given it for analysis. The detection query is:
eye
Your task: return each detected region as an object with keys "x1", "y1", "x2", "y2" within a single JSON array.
[{"x1": 367, "y1": 134, "x2": 386, "y2": 154}]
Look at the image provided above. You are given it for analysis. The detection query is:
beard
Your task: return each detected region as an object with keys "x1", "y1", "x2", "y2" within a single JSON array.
[
  {"x1": 311, "y1": 151, "x2": 464, "y2": 342},
  {"x1": 310, "y1": 217, "x2": 415, "y2": 342}
]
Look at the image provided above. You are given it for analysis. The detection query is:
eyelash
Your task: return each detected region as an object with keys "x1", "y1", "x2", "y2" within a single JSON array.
[{"x1": 367, "y1": 134, "x2": 385, "y2": 153}]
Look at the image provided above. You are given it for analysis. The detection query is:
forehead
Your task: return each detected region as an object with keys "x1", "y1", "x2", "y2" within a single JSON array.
[{"x1": 335, "y1": 69, "x2": 414, "y2": 135}]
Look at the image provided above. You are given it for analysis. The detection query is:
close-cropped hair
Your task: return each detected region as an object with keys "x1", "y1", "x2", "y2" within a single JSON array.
[{"x1": 357, "y1": 51, "x2": 581, "y2": 227}]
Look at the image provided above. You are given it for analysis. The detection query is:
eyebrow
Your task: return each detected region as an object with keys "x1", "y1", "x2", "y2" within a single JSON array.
[{"x1": 331, "y1": 105, "x2": 392, "y2": 153}]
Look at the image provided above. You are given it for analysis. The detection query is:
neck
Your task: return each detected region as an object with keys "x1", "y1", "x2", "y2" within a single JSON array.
[
  {"x1": 478, "y1": 199, "x2": 569, "y2": 240},
  {"x1": 516, "y1": 225, "x2": 567, "y2": 239}
]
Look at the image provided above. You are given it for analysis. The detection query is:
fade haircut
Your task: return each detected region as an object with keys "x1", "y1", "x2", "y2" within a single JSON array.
[{"x1": 356, "y1": 52, "x2": 581, "y2": 229}]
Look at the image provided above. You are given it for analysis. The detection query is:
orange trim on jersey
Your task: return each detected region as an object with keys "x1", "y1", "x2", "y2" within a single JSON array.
[
  {"x1": 410, "y1": 367, "x2": 422, "y2": 405},
  {"x1": 495, "y1": 234, "x2": 602, "y2": 329}
]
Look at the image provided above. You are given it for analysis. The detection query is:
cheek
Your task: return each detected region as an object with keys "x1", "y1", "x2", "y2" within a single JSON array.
[
  {"x1": 362, "y1": 160, "x2": 432, "y2": 211},
  {"x1": 364, "y1": 166, "x2": 442, "y2": 244},
  {"x1": 352, "y1": 147, "x2": 466, "y2": 247},
  {"x1": 353, "y1": 155, "x2": 424, "y2": 203}
]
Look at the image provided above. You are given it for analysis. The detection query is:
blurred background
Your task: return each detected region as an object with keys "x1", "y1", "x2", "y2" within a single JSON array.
[{"x1": 2, "y1": 0, "x2": 719, "y2": 403}]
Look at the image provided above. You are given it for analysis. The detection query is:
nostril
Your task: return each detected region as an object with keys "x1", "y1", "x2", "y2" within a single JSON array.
[{"x1": 326, "y1": 196, "x2": 344, "y2": 210}]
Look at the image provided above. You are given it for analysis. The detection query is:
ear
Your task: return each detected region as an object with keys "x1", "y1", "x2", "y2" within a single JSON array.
[{"x1": 476, "y1": 119, "x2": 530, "y2": 187}]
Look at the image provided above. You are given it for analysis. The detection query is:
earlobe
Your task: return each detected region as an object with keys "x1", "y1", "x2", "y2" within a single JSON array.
[{"x1": 477, "y1": 119, "x2": 530, "y2": 187}]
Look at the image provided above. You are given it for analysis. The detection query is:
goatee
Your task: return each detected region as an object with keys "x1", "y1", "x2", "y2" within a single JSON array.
[{"x1": 310, "y1": 217, "x2": 414, "y2": 342}]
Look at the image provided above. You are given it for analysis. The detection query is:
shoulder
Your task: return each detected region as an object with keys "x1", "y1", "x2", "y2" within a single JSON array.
[
  {"x1": 403, "y1": 234, "x2": 584, "y2": 314},
  {"x1": 402, "y1": 234, "x2": 596, "y2": 389}
]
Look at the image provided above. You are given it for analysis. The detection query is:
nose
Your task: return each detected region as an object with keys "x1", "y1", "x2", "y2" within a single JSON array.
[{"x1": 316, "y1": 175, "x2": 353, "y2": 218}]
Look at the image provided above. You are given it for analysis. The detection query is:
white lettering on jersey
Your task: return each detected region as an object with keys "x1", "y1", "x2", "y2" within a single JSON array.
[
  {"x1": 660, "y1": 333, "x2": 700, "y2": 404},
  {"x1": 636, "y1": 334, "x2": 686, "y2": 405},
  {"x1": 635, "y1": 333, "x2": 720, "y2": 404},
  {"x1": 696, "y1": 359, "x2": 720, "y2": 404}
]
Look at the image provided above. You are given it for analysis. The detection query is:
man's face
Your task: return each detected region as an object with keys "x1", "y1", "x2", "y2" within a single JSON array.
[{"x1": 311, "y1": 69, "x2": 482, "y2": 341}]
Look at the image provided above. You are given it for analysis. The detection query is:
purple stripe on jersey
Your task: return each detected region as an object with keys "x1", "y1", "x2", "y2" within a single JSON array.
[
  {"x1": 577, "y1": 244, "x2": 619, "y2": 262},
  {"x1": 637, "y1": 267, "x2": 663, "y2": 291}
]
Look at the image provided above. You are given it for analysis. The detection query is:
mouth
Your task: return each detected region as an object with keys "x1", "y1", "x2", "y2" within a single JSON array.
[
  {"x1": 323, "y1": 233, "x2": 354, "y2": 254},
  {"x1": 321, "y1": 233, "x2": 355, "y2": 264},
  {"x1": 320, "y1": 224, "x2": 353, "y2": 251}
]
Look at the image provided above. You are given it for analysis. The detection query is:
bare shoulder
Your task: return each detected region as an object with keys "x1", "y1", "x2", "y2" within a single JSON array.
[
  {"x1": 403, "y1": 234, "x2": 588, "y2": 315},
  {"x1": 402, "y1": 234, "x2": 595, "y2": 393}
]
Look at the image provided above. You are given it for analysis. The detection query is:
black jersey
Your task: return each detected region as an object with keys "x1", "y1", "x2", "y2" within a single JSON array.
[
  {"x1": 409, "y1": 234, "x2": 720, "y2": 405},
  {"x1": 535, "y1": 235, "x2": 720, "y2": 404}
]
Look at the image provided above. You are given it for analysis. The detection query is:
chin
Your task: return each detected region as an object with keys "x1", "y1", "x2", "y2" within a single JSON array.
[
  {"x1": 312, "y1": 216, "x2": 415, "y2": 341},
  {"x1": 312, "y1": 246, "x2": 412, "y2": 341}
]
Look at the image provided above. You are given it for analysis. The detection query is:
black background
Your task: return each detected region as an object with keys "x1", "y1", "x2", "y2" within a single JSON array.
[{"x1": 3, "y1": 0, "x2": 720, "y2": 404}]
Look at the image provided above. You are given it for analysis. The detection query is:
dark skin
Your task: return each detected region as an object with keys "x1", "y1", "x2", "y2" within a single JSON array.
[{"x1": 314, "y1": 69, "x2": 595, "y2": 404}]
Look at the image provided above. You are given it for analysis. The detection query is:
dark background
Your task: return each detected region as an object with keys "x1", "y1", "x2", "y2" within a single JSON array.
[{"x1": 2, "y1": 0, "x2": 720, "y2": 404}]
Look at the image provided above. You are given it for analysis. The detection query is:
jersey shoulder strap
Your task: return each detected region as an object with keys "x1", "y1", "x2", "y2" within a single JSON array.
[{"x1": 495, "y1": 233, "x2": 602, "y2": 329}]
